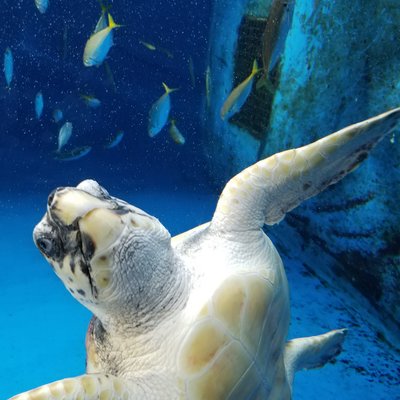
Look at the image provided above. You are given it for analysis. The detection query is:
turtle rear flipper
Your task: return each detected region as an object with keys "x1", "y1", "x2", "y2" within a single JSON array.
[
  {"x1": 9, "y1": 374, "x2": 143, "y2": 399},
  {"x1": 211, "y1": 108, "x2": 400, "y2": 232},
  {"x1": 284, "y1": 329, "x2": 347, "y2": 389}
]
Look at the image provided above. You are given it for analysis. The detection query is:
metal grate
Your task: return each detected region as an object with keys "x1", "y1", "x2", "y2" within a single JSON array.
[{"x1": 230, "y1": 15, "x2": 280, "y2": 140}]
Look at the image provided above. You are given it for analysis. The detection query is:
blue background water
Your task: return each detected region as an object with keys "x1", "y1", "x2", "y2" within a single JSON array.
[{"x1": 1, "y1": 1, "x2": 400, "y2": 399}]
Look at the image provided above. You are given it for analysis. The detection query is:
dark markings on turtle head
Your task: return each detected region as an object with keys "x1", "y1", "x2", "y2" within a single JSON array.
[
  {"x1": 47, "y1": 189, "x2": 57, "y2": 207},
  {"x1": 48, "y1": 210, "x2": 78, "y2": 233},
  {"x1": 81, "y1": 232, "x2": 96, "y2": 260},
  {"x1": 70, "y1": 258, "x2": 76, "y2": 274},
  {"x1": 80, "y1": 260, "x2": 98, "y2": 298},
  {"x1": 113, "y1": 208, "x2": 130, "y2": 216},
  {"x1": 80, "y1": 260, "x2": 90, "y2": 278},
  {"x1": 93, "y1": 317, "x2": 107, "y2": 344},
  {"x1": 77, "y1": 289, "x2": 86, "y2": 297}
]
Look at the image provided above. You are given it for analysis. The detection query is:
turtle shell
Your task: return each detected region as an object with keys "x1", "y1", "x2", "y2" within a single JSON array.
[{"x1": 177, "y1": 272, "x2": 291, "y2": 399}]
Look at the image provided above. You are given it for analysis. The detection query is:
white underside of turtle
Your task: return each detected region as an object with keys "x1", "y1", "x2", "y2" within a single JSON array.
[{"x1": 10, "y1": 108, "x2": 400, "y2": 400}]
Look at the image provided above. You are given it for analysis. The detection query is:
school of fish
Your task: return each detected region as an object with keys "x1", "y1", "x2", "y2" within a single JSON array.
[{"x1": 3, "y1": 0, "x2": 273, "y2": 162}]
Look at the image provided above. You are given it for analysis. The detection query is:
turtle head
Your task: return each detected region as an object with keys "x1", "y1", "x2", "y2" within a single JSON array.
[{"x1": 33, "y1": 180, "x2": 175, "y2": 320}]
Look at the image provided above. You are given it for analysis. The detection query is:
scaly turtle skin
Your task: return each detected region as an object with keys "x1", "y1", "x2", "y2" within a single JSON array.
[{"x1": 10, "y1": 108, "x2": 400, "y2": 400}]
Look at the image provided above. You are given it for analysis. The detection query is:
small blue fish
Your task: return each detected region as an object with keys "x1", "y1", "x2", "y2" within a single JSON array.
[
  {"x1": 205, "y1": 65, "x2": 211, "y2": 108},
  {"x1": 104, "y1": 131, "x2": 124, "y2": 149},
  {"x1": 35, "y1": 91, "x2": 44, "y2": 119},
  {"x1": 148, "y1": 83, "x2": 178, "y2": 137},
  {"x1": 83, "y1": 13, "x2": 122, "y2": 67},
  {"x1": 81, "y1": 94, "x2": 101, "y2": 108},
  {"x1": 188, "y1": 56, "x2": 195, "y2": 88},
  {"x1": 53, "y1": 109, "x2": 63, "y2": 123},
  {"x1": 139, "y1": 40, "x2": 156, "y2": 51},
  {"x1": 4, "y1": 47, "x2": 13, "y2": 88},
  {"x1": 35, "y1": 0, "x2": 49, "y2": 14},
  {"x1": 57, "y1": 121, "x2": 73, "y2": 152},
  {"x1": 55, "y1": 146, "x2": 92, "y2": 161}
]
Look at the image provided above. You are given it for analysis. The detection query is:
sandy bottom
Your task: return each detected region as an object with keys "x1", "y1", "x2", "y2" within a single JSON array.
[{"x1": 1, "y1": 188, "x2": 399, "y2": 399}]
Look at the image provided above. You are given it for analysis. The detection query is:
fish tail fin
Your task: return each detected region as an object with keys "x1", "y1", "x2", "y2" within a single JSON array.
[
  {"x1": 98, "y1": 0, "x2": 111, "y2": 13},
  {"x1": 255, "y1": 75, "x2": 266, "y2": 90},
  {"x1": 162, "y1": 82, "x2": 178, "y2": 94},
  {"x1": 255, "y1": 73, "x2": 275, "y2": 93},
  {"x1": 251, "y1": 59, "x2": 260, "y2": 76},
  {"x1": 108, "y1": 13, "x2": 123, "y2": 29}
]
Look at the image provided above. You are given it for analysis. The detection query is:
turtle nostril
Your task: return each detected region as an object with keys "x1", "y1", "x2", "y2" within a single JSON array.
[{"x1": 36, "y1": 236, "x2": 54, "y2": 257}]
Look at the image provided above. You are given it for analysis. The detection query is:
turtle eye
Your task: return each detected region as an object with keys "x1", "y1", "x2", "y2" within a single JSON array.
[
  {"x1": 36, "y1": 236, "x2": 54, "y2": 257},
  {"x1": 35, "y1": 235, "x2": 61, "y2": 259}
]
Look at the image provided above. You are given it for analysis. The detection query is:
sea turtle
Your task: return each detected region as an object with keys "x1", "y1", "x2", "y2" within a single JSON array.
[{"x1": 10, "y1": 108, "x2": 400, "y2": 400}]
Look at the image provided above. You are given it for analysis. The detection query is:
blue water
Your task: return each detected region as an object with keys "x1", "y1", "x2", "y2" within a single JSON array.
[{"x1": 1, "y1": 1, "x2": 400, "y2": 400}]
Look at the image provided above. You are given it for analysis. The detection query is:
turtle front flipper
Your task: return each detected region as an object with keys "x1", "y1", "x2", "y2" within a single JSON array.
[
  {"x1": 284, "y1": 329, "x2": 347, "y2": 390},
  {"x1": 8, "y1": 374, "x2": 145, "y2": 400},
  {"x1": 211, "y1": 108, "x2": 400, "y2": 231}
]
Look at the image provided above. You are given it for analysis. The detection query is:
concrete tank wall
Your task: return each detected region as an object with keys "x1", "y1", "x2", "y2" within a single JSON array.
[{"x1": 203, "y1": 0, "x2": 400, "y2": 343}]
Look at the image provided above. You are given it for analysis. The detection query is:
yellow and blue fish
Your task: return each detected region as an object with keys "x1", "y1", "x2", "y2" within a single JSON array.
[
  {"x1": 80, "y1": 94, "x2": 101, "y2": 108},
  {"x1": 35, "y1": 91, "x2": 44, "y2": 119},
  {"x1": 55, "y1": 146, "x2": 92, "y2": 161},
  {"x1": 169, "y1": 120, "x2": 185, "y2": 145},
  {"x1": 4, "y1": 47, "x2": 13, "y2": 88},
  {"x1": 35, "y1": 0, "x2": 49, "y2": 14},
  {"x1": 148, "y1": 83, "x2": 178, "y2": 137},
  {"x1": 83, "y1": 13, "x2": 122, "y2": 67},
  {"x1": 220, "y1": 60, "x2": 260, "y2": 121},
  {"x1": 139, "y1": 40, "x2": 173, "y2": 58},
  {"x1": 139, "y1": 40, "x2": 156, "y2": 51}
]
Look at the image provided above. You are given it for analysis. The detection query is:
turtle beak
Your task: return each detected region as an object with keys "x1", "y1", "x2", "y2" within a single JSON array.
[{"x1": 47, "y1": 187, "x2": 113, "y2": 227}]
